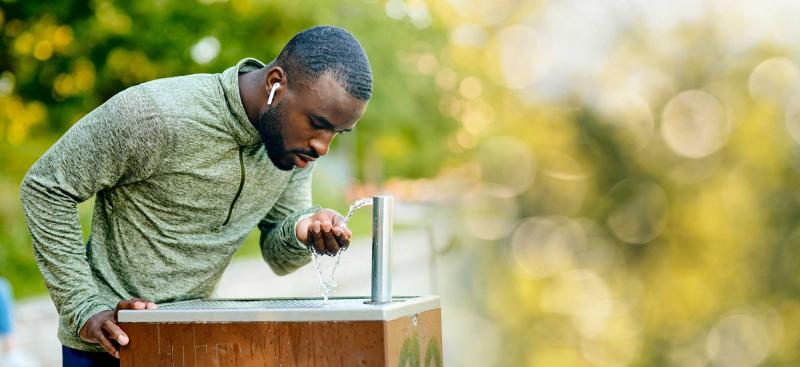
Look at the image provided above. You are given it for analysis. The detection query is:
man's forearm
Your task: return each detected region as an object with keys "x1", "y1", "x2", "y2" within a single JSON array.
[{"x1": 20, "y1": 173, "x2": 110, "y2": 336}]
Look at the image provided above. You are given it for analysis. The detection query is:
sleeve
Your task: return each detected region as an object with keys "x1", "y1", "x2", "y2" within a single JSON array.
[
  {"x1": 19, "y1": 87, "x2": 168, "y2": 337},
  {"x1": 258, "y1": 162, "x2": 319, "y2": 275}
]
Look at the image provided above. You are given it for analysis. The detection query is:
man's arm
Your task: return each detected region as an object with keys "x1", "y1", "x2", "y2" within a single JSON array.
[
  {"x1": 258, "y1": 163, "x2": 318, "y2": 275},
  {"x1": 19, "y1": 87, "x2": 167, "y2": 342}
]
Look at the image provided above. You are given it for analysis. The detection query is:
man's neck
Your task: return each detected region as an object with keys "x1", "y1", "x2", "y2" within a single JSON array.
[{"x1": 238, "y1": 66, "x2": 269, "y2": 129}]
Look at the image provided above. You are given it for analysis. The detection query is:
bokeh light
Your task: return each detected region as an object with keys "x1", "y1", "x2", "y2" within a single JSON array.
[
  {"x1": 497, "y1": 24, "x2": 544, "y2": 90},
  {"x1": 540, "y1": 270, "x2": 613, "y2": 337},
  {"x1": 748, "y1": 57, "x2": 800, "y2": 104},
  {"x1": 579, "y1": 303, "x2": 641, "y2": 367},
  {"x1": 191, "y1": 36, "x2": 221, "y2": 65},
  {"x1": 461, "y1": 186, "x2": 519, "y2": 240},
  {"x1": 706, "y1": 313, "x2": 771, "y2": 367},
  {"x1": 511, "y1": 216, "x2": 586, "y2": 279},
  {"x1": 660, "y1": 90, "x2": 729, "y2": 159}
]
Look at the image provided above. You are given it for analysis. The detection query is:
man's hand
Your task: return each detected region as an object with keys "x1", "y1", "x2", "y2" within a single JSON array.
[
  {"x1": 296, "y1": 209, "x2": 353, "y2": 256},
  {"x1": 79, "y1": 298, "x2": 157, "y2": 358}
]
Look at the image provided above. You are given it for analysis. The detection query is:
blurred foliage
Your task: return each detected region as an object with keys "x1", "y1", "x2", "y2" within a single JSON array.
[{"x1": 6, "y1": 0, "x2": 800, "y2": 366}]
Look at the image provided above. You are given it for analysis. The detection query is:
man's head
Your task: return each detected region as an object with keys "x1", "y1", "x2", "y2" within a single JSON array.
[{"x1": 256, "y1": 25, "x2": 372, "y2": 170}]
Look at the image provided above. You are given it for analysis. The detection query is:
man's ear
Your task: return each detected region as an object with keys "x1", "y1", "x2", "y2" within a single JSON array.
[{"x1": 265, "y1": 66, "x2": 286, "y2": 93}]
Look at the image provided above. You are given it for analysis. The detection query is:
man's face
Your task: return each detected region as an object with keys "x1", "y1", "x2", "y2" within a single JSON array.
[{"x1": 256, "y1": 72, "x2": 367, "y2": 171}]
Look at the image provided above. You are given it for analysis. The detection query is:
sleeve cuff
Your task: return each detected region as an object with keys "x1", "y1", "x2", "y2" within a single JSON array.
[{"x1": 74, "y1": 301, "x2": 114, "y2": 338}]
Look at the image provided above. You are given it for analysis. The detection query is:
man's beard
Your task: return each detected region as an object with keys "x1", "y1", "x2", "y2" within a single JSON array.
[{"x1": 257, "y1": 103, "x2": 294, "y2": 171}]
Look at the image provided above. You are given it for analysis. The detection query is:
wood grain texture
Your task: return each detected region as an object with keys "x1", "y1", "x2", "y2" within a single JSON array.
[{"x1": 119, "y1": 309, "x2": 442, "y2": 367}]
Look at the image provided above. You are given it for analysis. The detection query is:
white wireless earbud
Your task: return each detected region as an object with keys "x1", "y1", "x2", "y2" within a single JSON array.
[{"x1": 267, "y1": 82, "x2": 280, "y2": 106}]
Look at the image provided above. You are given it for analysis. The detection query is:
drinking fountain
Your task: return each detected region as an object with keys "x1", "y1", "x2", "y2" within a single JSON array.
[{"x1": 118, "y1": 195, "x2": 443, "y2": 366}]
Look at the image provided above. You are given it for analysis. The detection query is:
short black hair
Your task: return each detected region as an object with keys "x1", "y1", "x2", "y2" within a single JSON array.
[{"x1": 276, "y1": 26, "x2": 372, "y2": 100}]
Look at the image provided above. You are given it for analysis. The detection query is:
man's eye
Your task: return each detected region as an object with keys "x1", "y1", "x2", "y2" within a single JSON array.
[{"x1": 308, "y1": 118, "x2": 323, "y2": 129}]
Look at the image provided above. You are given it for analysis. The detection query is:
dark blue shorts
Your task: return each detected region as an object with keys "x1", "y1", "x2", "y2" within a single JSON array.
[{"x1": 62, "y1": 346, "x2": 119, "y2": 367}]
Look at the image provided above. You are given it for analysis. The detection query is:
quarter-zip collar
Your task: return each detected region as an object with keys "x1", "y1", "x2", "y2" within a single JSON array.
[{"x1": 220, "y1": 58, "x2": 265, "y2": 146}]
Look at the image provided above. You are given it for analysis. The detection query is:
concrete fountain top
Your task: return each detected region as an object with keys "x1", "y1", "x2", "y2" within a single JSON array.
[{"x1": 118, "y1": 295, "x2": 439, "y2": 323}]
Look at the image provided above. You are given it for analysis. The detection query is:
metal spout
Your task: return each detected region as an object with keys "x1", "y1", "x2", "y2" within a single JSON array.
[{"x1": 370, "y1": 195, "x2": 393, "y2": 304}]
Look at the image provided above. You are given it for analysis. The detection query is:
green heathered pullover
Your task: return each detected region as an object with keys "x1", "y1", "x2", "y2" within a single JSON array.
[{"x1": 19, "y1": 58, "x2": 317, "y2": 352}]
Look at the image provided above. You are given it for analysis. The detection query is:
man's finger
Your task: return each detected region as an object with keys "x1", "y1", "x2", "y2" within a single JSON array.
[
  {"x1": 96, "y1": 331, "x2": 120, "y2": 359},
  {"x1": 305, "y1": 230, "x2": 314, "y2": 248},
  {"x1": 116, "y1": 299, "x2": 132, "y2": 310},
  {"x1": 102, "y1": 319, "x2": 129, "y2": 346},
  {"x1": 331, "y1": 212, "x2": 347, "y2": 227},
  {"x1": 334, "y1": 226, "x2": 352, "y2": 240},
  {"x1": 321, "y1": 220, "x2": 332, "y2": 233},
  {"x1": 117, "y1": 299, "x2": 146, "y2": 310},
  {"x1": 296, "y1": 218, "x2": 311, "y2": 242},
  {"x1": 311, "y1": 220, "x2": 321, "y2": 232},
  {"x1": 306, "y1": 231, "x2": 320, "y2": 254},
  {"x1": 128, "y1": 298, "x2": 157, "y2": 309},
  {"x1": 334, "y1": 233, "x2": 350, "y2": 250},
  {"x1": 322, "y1": 229, "x2": 339, "y2": 256},
  {"x1": 313, "y1": 226, "x2": 326, "y2": 254}
]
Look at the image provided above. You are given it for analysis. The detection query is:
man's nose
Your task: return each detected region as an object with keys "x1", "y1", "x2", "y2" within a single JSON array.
[{"x1": 309, "y1": 131, "x2": 334, "y2": 157}]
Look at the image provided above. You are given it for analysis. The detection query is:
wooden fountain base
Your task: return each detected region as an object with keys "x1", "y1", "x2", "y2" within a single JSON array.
[{"x1": 118, "y1": 297, "x2": 443, "y2": 367}]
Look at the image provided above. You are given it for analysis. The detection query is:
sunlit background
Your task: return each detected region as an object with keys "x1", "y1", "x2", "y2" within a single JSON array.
[{"x1": 4, "y1": 0, "x2": 800, "y2": 366}]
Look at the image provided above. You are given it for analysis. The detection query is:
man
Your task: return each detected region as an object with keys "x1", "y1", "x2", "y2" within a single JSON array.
[{"x1": 19, "y1": 25, "x2": 372, "y2": 365}]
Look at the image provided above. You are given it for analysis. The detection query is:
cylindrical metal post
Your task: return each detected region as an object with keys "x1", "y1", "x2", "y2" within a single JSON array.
[{"x1": 370, "y1": 196, "x2": 393, "y2": 303}]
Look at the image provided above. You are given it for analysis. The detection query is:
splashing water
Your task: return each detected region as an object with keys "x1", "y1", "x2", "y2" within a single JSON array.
[
  {"x1": 308, "y1": 197, "x2": 373, "y2": 303},
  {"x1": 308, "y1": 251, "x2": 341, "y2": 304}
]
